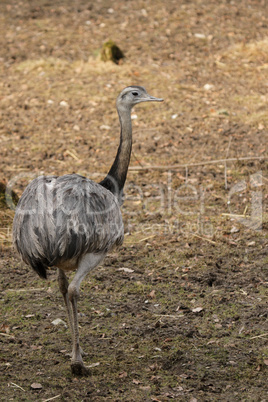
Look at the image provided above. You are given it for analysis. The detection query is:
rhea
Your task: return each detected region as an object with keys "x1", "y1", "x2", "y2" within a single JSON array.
[{"x1": 13, "y1": 86, "x2": 163, "y2": 375}]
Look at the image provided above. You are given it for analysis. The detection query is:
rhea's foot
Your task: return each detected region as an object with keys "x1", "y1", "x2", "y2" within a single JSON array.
[{"x1": 71, "y1": 361, "x2": 90, "y2": 376}]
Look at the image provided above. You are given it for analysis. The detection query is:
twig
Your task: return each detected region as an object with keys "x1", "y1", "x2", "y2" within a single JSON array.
[
  {"x1": 0, "y1": 333, "x2": 15, "y2": 338},
  {"x1": 42, "y1": 395, "x2": 61, "y2": 402},
  {"x1": 222, "y1": 213, "x2": 250, "y2": 218},
  {"x1": 192, "y1": 234, "x2": 216, "y2": 244},
  {"x1": 65, "y1": 149, "x2": 79, "y2": 161},
  {"x1": 5, "y1": 287, "x2": 46, "y2": 293},
  {"x1": 154, "y1": 314, "x2": 184, "y2": 319},
  {"x1": 10, "y1": 382, "x2": 25, "y2": 392},
  {"x1": 128, "y1": 156, "x2": 268, "y2": 171},
  {"x1": 224, "y1": 136, "x2": 232, "y2": 190},
  {"x1": 250, "y1": 333, "x2": 268, "y2": 340},
  {"x1": 138, "y1": 235, "x2": 156, "y2": 243}
]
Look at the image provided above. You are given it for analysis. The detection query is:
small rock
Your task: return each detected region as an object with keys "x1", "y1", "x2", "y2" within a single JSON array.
[
  {"x1": 52, "y1": 318, "x2": 67, "y2": 328},
  {"x1": 131, "y1": 114, "x2": 138, "y2": 120},
  {"x1": 230, "y1": 226, "x2": 239, "y2": 234},
  {"x1": 203, "y1": 84, "x2": 214, "y2": 91},
  {"x1": 117, "y1": 267, "x2": 134, "y2": 273},
  {"x1": 141, "y1": 9, "x2": 148, "y2": 17},
  {"x1": 59, "y1": 100, "x2": 69, "y2": 107},
  {"x1": 171, "y1": 114, "x2": 178, "y2": 119},
  {"x1": 194, "y1": 33, "x2": 206, "y2": 39},
  {"x1": 73, "y1": 125, "x2": 80, "y2": 131},
  {"x1": 31, "y1": 383, "x2": 42, "y2": 389},
  {"x1": 100, "y1": 124, "x2": 111, "y2": 130},
  {"x1": 87, "y1": 362, "x2": 100, "y2": 368},
  {"x1": 192, "y1": 307, "x2": 203, "y2": 313},
  {"x1": 247, "y1": 241, "x2": 256, "y2": 246},
  {"x1": 47, "y1": 99, "x2": 54, "y2": 105}
]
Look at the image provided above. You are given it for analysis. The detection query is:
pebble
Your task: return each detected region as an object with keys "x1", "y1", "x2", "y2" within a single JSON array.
[
  {"x1": 59, "y1": 100, "x2": 69, "y2": 107},
  {"x1": 194, "y1": 33, "x2": 206, "y2": 39},
  {"x1": 52, "y1": 318, "x2": 67, "y2": 328},
  {"x1": 204, "y1": 84, "x2": 214, "y2": 91}
]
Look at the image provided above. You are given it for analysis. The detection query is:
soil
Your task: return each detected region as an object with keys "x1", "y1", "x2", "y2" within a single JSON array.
[{"x1": 0, "y1": 1, "x2": 267, "y2": 401}]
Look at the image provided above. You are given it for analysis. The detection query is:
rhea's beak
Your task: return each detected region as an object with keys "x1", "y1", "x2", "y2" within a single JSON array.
[{"x1": 139, "y1": 94, "x2": 164, "y2": 103}]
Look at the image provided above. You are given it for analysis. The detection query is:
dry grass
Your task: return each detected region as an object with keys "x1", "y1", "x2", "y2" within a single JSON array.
[{"x1": 222, "y1": 37, "x2": 268, "y2": 64}]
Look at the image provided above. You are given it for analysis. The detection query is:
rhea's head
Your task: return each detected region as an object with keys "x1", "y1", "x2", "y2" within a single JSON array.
[{"x1": 116, "y1": 86, "x2": 163, "y2": 112}]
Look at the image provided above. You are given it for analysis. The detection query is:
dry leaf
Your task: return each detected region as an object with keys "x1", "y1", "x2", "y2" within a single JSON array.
[{"x1": 149, "y1": 290, "x2": 156, "y2": 299}]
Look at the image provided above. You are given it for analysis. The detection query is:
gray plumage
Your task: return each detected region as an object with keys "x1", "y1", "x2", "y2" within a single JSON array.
[
  {"x1": 13, "y1": 86, "x2": 163, "y2": 376},
  {"x1": 14, "y1": 174, "x2": 124, "y2": 278}
]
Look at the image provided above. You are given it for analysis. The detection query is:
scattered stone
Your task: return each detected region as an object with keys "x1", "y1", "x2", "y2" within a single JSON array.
[
  {"x1": 192, "y1": 307, "x2": 203, "y2": 313},
  {"x1": 31, "y1": 383, "x2": 42, "y2": 389},
  {"x1": 117, "y1": 267, "x2": 134, "y2": 273},
  {"x1": 100, "y1": 124, "x2": 111, "y2": 130},
  {"x1": 52, "y1": 318, "x2": 67, "y2": 328},
  {"x1": 87, "y1": 362, "x2": 100, "y2": 368},
  {"x1": 247, "y1": 241, "x2": 256, "y2": 246},
  {"x1": 59, "y1": 100, "x2": 69, "y2": 107},
  {"x1": 230, "y1": 226, "x2": 239, "y2": 234},
  {"x1": 194, "y1": 33, "x2": 206, "y2": 39},
  {"x1": 204, "y1": 83, "x2": 214, "y2": 91}
]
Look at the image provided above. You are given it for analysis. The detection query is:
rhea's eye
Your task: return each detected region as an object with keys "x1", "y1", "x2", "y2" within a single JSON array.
[{"x1": 132, "y1": 91, "x2": 139, "y2": 96}]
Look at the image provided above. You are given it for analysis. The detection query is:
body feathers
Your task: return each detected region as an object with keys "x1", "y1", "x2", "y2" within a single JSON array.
[{"x1": 13, "y1": 174, "x2": 124, "y2": 278}]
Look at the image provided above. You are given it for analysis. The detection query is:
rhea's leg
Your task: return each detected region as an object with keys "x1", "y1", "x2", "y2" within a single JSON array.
[
  {"x1": 68, "y1": 253, "x2": 105, "y2": 376},
  {"x1": 57, "y1": 269, "x2": 87, "y2": 355},
  {"x1": 57, "y1": 268, "x2": 74, "y2": 338}
]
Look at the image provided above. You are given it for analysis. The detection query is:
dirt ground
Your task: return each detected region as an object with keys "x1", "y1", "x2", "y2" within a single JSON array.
[{"x1": 0, "y1": 0, "x2": 268, "y2": 401}]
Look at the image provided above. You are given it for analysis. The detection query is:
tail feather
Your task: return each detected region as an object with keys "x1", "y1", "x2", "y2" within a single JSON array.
[{"x1": 30, "y1": 260, "x2": 47, "y2": 279}]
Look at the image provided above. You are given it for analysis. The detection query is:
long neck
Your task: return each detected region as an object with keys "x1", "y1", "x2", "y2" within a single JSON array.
[{"x1": 99, "y1": 107, "x2": 132, "y2": 200}]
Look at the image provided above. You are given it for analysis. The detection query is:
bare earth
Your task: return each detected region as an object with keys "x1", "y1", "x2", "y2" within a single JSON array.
[{"x1": 0, "y1": 1, "x2": 267, "y2": 401}]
